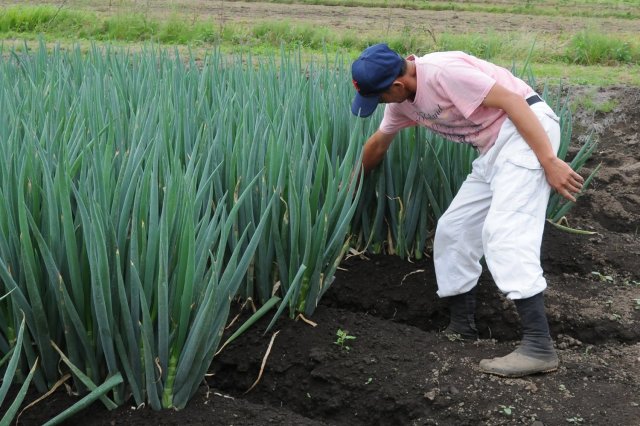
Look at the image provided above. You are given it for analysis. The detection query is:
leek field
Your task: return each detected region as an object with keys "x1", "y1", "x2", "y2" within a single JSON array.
[{"x1": 0, "y1": 1, "x2": 639, "y2": 425}]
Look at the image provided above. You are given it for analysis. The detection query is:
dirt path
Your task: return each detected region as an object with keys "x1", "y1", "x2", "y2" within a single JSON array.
[{"x1": 4, "y1": 0, "x2": 640, "y2": 37}]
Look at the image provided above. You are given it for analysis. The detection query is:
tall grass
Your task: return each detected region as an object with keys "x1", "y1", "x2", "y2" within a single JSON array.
[{"x1": 565, "y1": 30, "x2": 639, "y2": 65}]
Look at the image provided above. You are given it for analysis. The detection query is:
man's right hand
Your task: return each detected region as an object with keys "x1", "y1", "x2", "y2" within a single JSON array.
[{"x1": 362, "y1": 130, "x2": 396, "y2": 174}]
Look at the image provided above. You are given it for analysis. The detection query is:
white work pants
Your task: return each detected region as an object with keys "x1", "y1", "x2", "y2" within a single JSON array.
[{"x1": 434, "y1": 101, "x2": 561, "y2": 300}]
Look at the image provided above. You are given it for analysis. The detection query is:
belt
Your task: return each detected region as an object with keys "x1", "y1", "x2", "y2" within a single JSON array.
[{"x1": 526, "y1": 94, "x2": 543, "y2": 106}]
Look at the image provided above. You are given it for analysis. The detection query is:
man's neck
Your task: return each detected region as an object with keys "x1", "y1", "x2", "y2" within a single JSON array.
[{"x1": 405, "y1": 60, "x2": 418, "y2": 101}]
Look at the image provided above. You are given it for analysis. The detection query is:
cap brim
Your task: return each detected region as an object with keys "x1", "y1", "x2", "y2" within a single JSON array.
[{"x1": 351, "y1": 93, "x2": 380, "y2": 118}]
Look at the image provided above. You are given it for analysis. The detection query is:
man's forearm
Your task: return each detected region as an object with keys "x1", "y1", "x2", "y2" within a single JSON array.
[
  {"x1": 483, "y1": 83, "x2": 584, "y2": 201},
  {"x1": 507, "y1": 102, "x2": 557, "y2": 166},
  {"x1": 362, "y1": 130, "x2": 395, "y2": 174}
]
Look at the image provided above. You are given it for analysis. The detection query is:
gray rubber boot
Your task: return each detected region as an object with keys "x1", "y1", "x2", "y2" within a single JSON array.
[
  {"x1": 443, "y1": 287, "x2": 478, "y2": 341},
  {"x1": 479, "y1": 292, "x2": 559, "y2": 377}
]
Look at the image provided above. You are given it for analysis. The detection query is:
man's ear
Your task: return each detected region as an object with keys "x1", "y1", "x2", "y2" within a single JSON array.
[{"x1": 390, "y1": 80, "x2": 404, "y2": 91}]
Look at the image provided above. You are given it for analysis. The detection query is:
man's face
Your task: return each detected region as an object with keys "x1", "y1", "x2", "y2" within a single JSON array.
[{"x1": 379, "y1": 82, "x2": 410, "y2": 104}]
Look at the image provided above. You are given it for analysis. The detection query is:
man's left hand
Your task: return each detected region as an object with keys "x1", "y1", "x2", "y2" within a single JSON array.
[{"x1": 542, "y1": 157, "x2": 584, "y2": 202}]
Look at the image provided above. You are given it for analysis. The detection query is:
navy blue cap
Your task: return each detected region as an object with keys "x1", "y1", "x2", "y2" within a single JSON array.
[{"x1": 351, "y1": 44, "x2": 404, "y2": 117}]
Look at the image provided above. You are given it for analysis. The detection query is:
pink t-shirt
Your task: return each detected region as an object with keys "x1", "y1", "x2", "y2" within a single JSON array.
[{"x1": 379, "y1": 51, "x2": 532, "y2": 154}]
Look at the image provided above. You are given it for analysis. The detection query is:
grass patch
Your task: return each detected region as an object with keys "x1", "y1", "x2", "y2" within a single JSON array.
[
  {"x1": 2, "y1": 5, "x2": 639, "y2": 65},
  {"x1": 0, "y1": 6, "x2": 216, "y2": 44},
  {"x1": 0, "y1": 5, "x2": 88, "y2": 34},
  {"x1": 570, "y1": 88, "x2": 620, "y2": 114},
  {"x1": 518, "y1": 62, "x2": 640, "y2": 86},
  {"x1": 565, "y1": 30, "x2": 639, "y2": 65},
  {"x1": 251, "y1": 21, "x2": 333, "y2": 49}
]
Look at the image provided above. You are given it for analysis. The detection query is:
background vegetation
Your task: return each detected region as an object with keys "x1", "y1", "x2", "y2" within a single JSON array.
[{"x1": 0, "y1": 0, "x2": 639, "y2": 85}]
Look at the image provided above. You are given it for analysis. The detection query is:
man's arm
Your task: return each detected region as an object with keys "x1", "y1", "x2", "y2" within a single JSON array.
[
  {"x1": 362, "y1": 130, "x2": 396, "y2": 174},
  {"x1": 482, "y1": 83, "x2": 584, "y2": 202}
]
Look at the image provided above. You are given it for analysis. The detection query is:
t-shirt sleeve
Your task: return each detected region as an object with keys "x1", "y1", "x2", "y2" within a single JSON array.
[
  {"x1": 379, "y1": 104, "x2": 417, "y2": 134},
  {"x1": 436, "y1": 63, "x2": 496, "y2": 119}
]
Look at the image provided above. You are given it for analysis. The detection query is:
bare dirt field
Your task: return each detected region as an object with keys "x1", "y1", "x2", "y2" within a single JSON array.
[
  {"x1": 4, "y1": 0, "x2": 640, "y2": 38},
  {"x1": 3, "y1": 2, "x2": 640, "y2": 426}
]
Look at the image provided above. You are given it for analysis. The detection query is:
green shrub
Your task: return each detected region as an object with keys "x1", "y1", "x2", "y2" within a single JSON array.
[
  {"x1": 566, "y1": 30, "x2": 637, "y2": 65},
  {"x1": 99, "y1": 14, "x2": 158, "y2": 41}
]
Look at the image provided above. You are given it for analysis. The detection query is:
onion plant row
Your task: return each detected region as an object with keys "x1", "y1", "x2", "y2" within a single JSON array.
[
  {"x1": 0, "y1": 42, "x2": 594, "y2": 416},
  {"x1": 0, "y1": 43, "x2": 362, "y2": 413}
]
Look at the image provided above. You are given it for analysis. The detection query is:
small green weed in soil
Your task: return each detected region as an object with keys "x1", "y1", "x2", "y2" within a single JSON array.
[{"x1": 334, "y1": 329, "x2": 356, "y2": 351}]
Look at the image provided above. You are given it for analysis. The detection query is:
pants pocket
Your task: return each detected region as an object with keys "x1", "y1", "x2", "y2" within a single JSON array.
[{"x1": 492, "y1": 154, "x2": 549, "y2": 217}]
